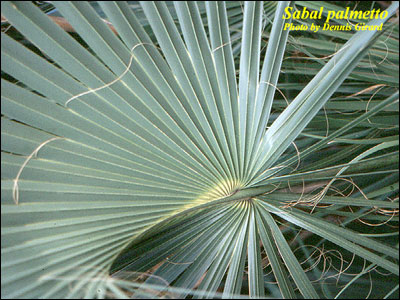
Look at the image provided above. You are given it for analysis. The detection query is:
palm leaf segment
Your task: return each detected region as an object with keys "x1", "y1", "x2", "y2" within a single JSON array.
[{"x1": 1, "y1": 1, "x2": 398, "y2": 298}]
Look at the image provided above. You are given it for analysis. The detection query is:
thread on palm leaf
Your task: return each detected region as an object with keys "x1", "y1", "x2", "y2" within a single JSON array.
[
  {"x1": 366, "y1": 32, "x2": 392, "y2": 79},
  {"x1": 366, "y1": 86, "x2": 397, "y2": 129},
  {"x1": 375, "y1": 40, "x2": 390, "y2": 65},
  {"x1": 309, "y1": 177, "x2": 368, "y2": 213},
  {"x1": 293, "y1": 244, "x2": 349, "y2": 283},
  {"x1": 357, "y1": 206, "x2": 397, "y2": 227},
  {"x1": 250, "y1": 140, "x2": 301, "y2": 188},
  {"x1": 212, "y1": 41, "x2": 231, "y2": 52},
  {"x1": 211, "y1": 36, "x2": 241, "y2": 53},
  {"x1": 344, "y1": 84, "x2": 387, "y2": 99},
  {"x1": 165, "y1": 257, "x2": 193, "y2": 265},
  {"x1": 322, "y1": 106, "x2": 330, "y2": 138},
  {"x1": 375, "y1": 24, "x2": 397, "y2": 65},
  {"x1": 13, "y1": 137, "x2": 64, "y2": 205},
  {"x1": 291, "y1": 141, "x2": 301, "y2": 172},
  {"x1": 65, "y1": 43, "x2": 160, "y2": 107},
  {"x1": 259, "y1": 80, "x2": 289, "y2": 106},
  {"x1": 330, "y1": 85, "x2": 387, "y2": 118},
  {"x1": 283, "y1": 41, "x2": 350, "y2": 62},
  {"x1": 345, "y1": 1, "x2": 360, "y2": 27}
]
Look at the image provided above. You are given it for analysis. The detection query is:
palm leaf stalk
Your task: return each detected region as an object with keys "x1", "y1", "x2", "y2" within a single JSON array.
[{"x1": 1, "y1": 1, "x2": 398, "y2": 298}]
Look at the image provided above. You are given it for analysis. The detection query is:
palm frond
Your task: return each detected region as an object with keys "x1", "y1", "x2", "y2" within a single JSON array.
[{"x1": 1, "y1": 1, "x2": 398, "y2": 298}]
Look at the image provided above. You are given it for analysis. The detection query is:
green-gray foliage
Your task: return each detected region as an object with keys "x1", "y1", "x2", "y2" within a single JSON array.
[{"x1": 1, "y1": 1, "x2": 398, "y2": 298}]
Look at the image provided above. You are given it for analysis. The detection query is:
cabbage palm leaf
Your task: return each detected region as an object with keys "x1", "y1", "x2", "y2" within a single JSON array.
[{"x1": 1, "y1": 1, "x2": 398, "y2": 298}]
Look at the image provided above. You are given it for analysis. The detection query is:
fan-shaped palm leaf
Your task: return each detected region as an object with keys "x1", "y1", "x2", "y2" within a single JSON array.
[{"x1": 1, "y1": 1, "x2": 398, "y2": 298}]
